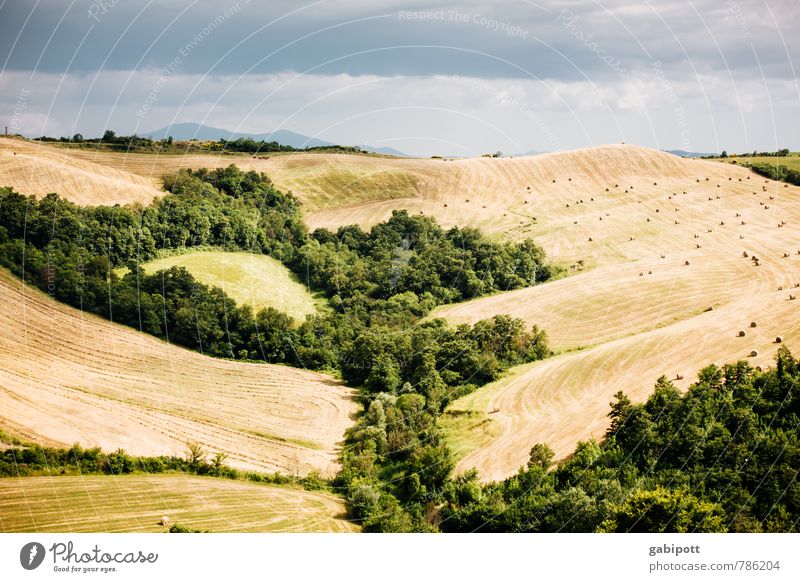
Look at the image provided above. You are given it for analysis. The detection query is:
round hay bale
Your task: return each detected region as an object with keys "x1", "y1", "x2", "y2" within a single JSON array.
[
  {"x1": 738, "y1": 330, "x2": 746, "y2": 337},
  {"x1": 790, "y1": 295, "x2": 797, "y2": 301},
  {"x1": 648, "y1": 270, "x2": 653, "y2": 275},
  {"x1": 705, "y1": 305, "x2": 714, "y2": 312},
  {"x1": 750, "y1": 350, "x2": 758, "y2": 358},
  {"x1": 775, "y1": 336, "x2": 783, "y2": 344},
  {"x1": 639, "y1": 272, "x2": 643, "y2": 276},
  {"x1": 750, "y1": 321, "x2": 757, "y2": 328},
  {"x1": 443, "y1": 203, "x2": 448, "y2": 207},
  {"x1": 685, "y1": 260, "x2": 690, "y2": 266},
  {"x1": 159, "y1": 516, "x2": 172, "y2": 527},
  {"x1": 743, "y1": 251, "x2": 748, "y2": 258},
  {"x1": 778, "y1": 285, "x2": 784, "y2": 291},
  {"x1": 588, "y1": 237, "x2": 593, "y2": 242}
]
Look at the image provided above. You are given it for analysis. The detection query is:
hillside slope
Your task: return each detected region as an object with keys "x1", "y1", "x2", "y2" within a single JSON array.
[
  {"x1": 0, "y1": 137, "x2": 163, "y2": 205},
  {"x1": 0, "y1": 268, "x2": 356, "y2": 477}
]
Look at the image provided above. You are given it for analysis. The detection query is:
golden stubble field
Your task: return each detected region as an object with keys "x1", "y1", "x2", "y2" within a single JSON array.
[
  {"x1": 4, "y1": 138, "x2": 799, "y2": 482},
  {"x1": 0, "y1": 268, "x2": 357, "y2": 478},
  {"x1": 0, "y1": 474, "x2": 358, "y2": 533}
]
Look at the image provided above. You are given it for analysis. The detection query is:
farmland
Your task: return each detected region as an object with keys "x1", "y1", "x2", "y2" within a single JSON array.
[
  {"x1": 0, "y1": 475, "x2": 357, "y2": 533},
  {"x1": 139, "y1": 251, "x2": 319, "y2": 323},
  {"x1": 0, "y1": 268, "x2": 356, "y2": 477}
]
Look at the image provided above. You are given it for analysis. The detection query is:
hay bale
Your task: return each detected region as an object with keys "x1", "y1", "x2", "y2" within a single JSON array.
[
  {"x1": 661, "y1": 253, "x2": 665, "y2": 259},
  {"x1": 639, "y1": 272, "x2": 643, "y2": 276},
  {"x1": 588, "y1": 237, "x2": 593, "y2": 242},
  {"x1": 742, "y1": 251, "x2": 748, "y2": 258},
  {"x1": 775, "y1": 336, "x2": 783, "y2": 344},
  {"x1": 738, "y1": 330, "x2": 746, "y2": 337},
  {"x1": 790, "y1": 295, "x2": 797, "y2": 301},
  {"x1": 750, "y1": 321, "x2": 757, "y2": 328},
  {"x1": 443, "y1": 203, "x2": 448, "y2": 207},
  {"x1": 705, "y1": 305, "x2": 714, "y2": 312},
  {"x1": 159, "y1": 516, "x2": 172, "y2": 527},
  {"x1": 685, "y1": 260, "x2": 690, "y2": 266},
  {"x1": 750, "y1": 350, "x2": 758, "y2": 358},
  {"x1": 648, "y1": 270, "x2": 653, "y2": 275},
  {"x1": 778, "y1": 285, "x2": 783, "y2": 291}
]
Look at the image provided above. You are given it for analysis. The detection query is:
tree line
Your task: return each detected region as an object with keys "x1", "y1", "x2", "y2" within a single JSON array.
[{"x1": 438, "y1": 351, "x2": 800, "y2": 533}]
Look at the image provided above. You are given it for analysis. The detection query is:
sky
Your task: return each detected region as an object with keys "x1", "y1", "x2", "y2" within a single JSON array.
[{"x1": 0, "y1": 0, "x2": 798, "y2": 157}]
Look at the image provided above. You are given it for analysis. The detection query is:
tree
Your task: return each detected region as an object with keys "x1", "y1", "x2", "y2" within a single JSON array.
[{"x1": 528, "y1": 443, "x2": 554, "y2": 469}]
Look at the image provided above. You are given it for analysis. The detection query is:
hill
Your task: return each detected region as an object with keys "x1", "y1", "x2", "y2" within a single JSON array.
[
  {"x1": 0, "y1": 137, "x2": 163, "y2": 205},
  {"x1": 139, "y1": 251, "x2": 319, "y2": 323},
  {"x1": 141, "y1": 122, "x2": 334, "y2": 148},
  {"x1": 0, "y1": 268, "x2": 356, "y2": 477},
  {"x1": 8, "y1": 139, "x2": 799, "y2": 483},
  {"x1": 0, "y1": 475, "x2": 357, "y2": 532}
]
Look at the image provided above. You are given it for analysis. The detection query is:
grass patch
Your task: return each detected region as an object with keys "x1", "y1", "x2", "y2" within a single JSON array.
[{"x1": 137, "y1": 250, "x2": 320, "y2": 323}]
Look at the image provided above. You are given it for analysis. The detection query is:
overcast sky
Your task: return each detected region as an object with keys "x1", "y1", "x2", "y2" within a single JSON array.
[{"x1": 1, "y1": 0, "x2": 797, "y2": 156}]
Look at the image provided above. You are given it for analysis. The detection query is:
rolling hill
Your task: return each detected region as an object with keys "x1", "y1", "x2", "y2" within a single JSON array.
[
  {"x1": 0, "y1": 268, "x2": 356, "y2": 477},
  {"x1": 0, "y1": 137, "x2": 163, "y2": 205},
  {"x1": 5, "y1": 138, "x2": 799, "y2": 483}
]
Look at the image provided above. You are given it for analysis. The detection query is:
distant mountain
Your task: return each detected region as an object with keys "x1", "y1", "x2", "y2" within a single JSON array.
[
  {"x1": 142, "y1": 122, "x2": 417, "y2": 157},
  {"x1": 665, "y1": 149, "x2": 718, "y2": 158},
  {"x1": 360, "y1": 145, "x2": 412, "y2": 157},
  {"x1": 141, "y1": 122, "x2": 334, "y2": 149}
]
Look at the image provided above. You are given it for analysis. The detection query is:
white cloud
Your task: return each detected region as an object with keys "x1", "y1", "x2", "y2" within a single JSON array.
[{"x1": 0, "y1": 66, "x2": 796, "y2": 155}]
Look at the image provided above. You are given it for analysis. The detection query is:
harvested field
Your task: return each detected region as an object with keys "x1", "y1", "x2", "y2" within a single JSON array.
[
  {"x1": 0, "y1": 268, "x2": 356, "y2": 477},
  {"x1": 0, "y1": 137, "x2": 162, "y2": 205},
  {"x1": 0, "y1": 475, "x2": 358, "y2": 532}
]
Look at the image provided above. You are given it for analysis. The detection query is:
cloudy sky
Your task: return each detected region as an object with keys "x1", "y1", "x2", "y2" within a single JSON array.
[{"x1": 0, "y1": 0, "x2": 797, "y2": 156}]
